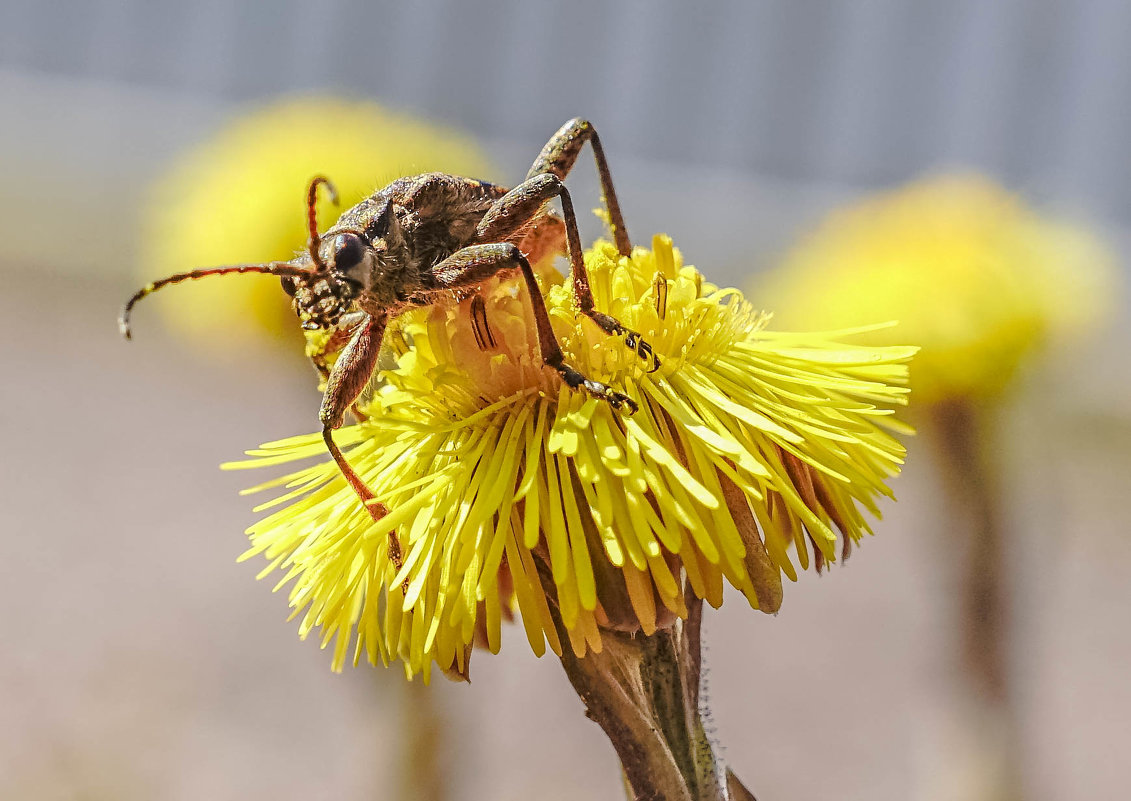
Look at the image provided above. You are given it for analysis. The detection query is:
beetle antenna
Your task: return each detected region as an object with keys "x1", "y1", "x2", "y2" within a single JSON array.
[
  {"x1": 306, "y1": 175, "x2": 339, "y2": 272},
  {"x1": 119, "y1": 262, "x2": 312, "y2": 340}
]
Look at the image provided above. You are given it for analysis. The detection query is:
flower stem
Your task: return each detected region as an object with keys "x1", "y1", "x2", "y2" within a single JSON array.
[
  {"x1": 928, "y1": 399, "x2": 1023, "y2": 800},
  {"x1": 539, "y1": 562, "x2": 755, "y2": 800},
  {"x1": 398, "y1": 677, "x2": 447, "y2": 801}
]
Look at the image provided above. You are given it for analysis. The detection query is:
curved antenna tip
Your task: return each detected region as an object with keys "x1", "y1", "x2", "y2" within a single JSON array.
[
  {"x1": 117, "y1": 262, "x2": 307, "y2": 342},
  {"x1": 311, "y1": 174, "x2": 339, "y2": 206}
]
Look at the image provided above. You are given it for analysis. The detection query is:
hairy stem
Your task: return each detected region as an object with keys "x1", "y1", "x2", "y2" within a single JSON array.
[{"x1": 538, "y1": 561, "x2": 756, "y2": 800}]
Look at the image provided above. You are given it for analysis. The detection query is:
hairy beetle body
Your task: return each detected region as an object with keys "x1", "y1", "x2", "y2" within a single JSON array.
[{"x1": 122, "y1": 118, "x2": 655, "y2": 572}]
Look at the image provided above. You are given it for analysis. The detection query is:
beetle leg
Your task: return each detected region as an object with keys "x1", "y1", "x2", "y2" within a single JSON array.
[
  {"x1": 426, "y1": 243, "x2": 638, "y2": 413},
  {"x1": 319, "y1": 314, "x2": 403, "y2": 571},
  {"x1": 308, "y1": 311, "x2": 370, "y2": 416},
  {"x1": 527, "y1": 117, "x2": 631, "y2": 257},
  {"x1": 309, "y1": 311, "x2": 372, "y2": 422},
  {"x1": 475, "y1": 174, "x2": 659, "y2": 373}
]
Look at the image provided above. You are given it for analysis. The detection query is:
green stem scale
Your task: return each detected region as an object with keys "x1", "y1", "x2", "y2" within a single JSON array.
[{"x1": 541, "y1": 560, "x2": 756, "y2": 801}]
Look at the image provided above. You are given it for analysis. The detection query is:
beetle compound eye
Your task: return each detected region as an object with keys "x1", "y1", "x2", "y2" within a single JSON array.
[
  {"x1": 332, "y1": 233, "x2": 365, "y2": 272},
  {"x1": 280, "y1": 276, "x2": 298, "y2": 297}
]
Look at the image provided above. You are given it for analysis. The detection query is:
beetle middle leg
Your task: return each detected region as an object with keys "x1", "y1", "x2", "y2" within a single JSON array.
[
  {"x1": 427, "y1": 243, "x2": 637, "y2": 413},
  {"x1": 318, "y1": 313, "x2": 404, "y2": 570},
  {"x1": 475, "y1": 173, "x2": 659, "y2": 373}
]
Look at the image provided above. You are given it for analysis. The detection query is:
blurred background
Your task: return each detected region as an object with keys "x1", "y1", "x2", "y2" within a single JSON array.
[{"x1": 2, "y1": 1, "x2": 1129, "y2": 799}]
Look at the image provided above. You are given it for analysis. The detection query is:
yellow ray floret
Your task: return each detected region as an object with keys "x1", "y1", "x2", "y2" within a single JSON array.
[{"x1": 225, "y1": 235, "x2": 915, "y2": 677}]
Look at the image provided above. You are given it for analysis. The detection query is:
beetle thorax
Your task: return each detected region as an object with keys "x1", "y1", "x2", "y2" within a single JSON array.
[{"x1": 357, "y1": 245, "x2": 420, "y2": 310}]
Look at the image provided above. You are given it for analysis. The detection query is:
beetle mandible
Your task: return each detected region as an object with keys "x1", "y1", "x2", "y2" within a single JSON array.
[{"x1": 120, "y1": 118, "x2": 659, "y2": 570}]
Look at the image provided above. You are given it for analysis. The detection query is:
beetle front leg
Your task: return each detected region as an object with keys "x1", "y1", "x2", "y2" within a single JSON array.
[
  {"x1": 527, "y1": 117, "x2": 631, "y2": 256},
  {"x1": 475, "y1": 174, "x2": 659, "y2": 373},
  {"x1": 427, "y1": 243, "x2": 638, "y2": 413},
  {"x1": 319, "y1": 314, "x2": 404, "y2": 570},
  {"x1": 308, "y1": 311, "x2": 367, "y2": 381}
]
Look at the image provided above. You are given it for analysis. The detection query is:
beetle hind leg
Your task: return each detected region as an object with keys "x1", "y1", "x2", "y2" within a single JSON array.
[{"x1": 526, "y1": 117, "x2": 632, "y2": 257}]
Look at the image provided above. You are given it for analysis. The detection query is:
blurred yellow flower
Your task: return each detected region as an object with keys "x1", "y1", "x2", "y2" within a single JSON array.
[
  {"x1": 225, "y1": 235, "x2": 915, "y2": 678},
  {"x1": 756, "y1": 175, "x2": 1116, "y2": 404},
  {"x1": 139, "y1": 96, "x2": 491, "y2": 356}
]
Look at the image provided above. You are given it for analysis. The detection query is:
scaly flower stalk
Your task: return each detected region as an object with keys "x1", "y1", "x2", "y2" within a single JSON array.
[
  {"x1": 923, "y1": 398, "x2": 1023, "y2": 801},
  {"x1": 551, "y1": 588, "x2": 738, "y2": 800}
]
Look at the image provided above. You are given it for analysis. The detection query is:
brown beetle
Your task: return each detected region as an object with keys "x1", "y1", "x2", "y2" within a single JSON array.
[{"x1": 121, "y1": 118, "x2": 657, "y2": 569}]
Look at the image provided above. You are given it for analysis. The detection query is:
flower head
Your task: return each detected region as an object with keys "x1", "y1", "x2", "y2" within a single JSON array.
[
  {"x1": 226, "y1": 235, "x2": 915, "y2": 678},
  {"x1": 757, "y1": 174, "x2": 1116, "y2": 405},
  {"x1": 138, "y1": 96, "x2": 490, "y2": 355}
]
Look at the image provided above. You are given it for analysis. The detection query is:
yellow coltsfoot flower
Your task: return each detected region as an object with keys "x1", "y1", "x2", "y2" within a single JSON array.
[
  {"x1": 757, "y1": 174, "x2": 1116, "y2": 405},
  {"x1": 139, "y1": 96, "x2": 491, "y2": 355},
  {"x1": 225, "y1": 235, "x2": 915, "y2": 678},
  {"x1": 755, "y1": 175, "x2": 1118, "y2": 801}
]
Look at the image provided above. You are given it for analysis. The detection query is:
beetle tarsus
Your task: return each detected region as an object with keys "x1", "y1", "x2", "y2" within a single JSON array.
[{"x1": 558, "y1": 364, "x2": 638, "y2": 414}]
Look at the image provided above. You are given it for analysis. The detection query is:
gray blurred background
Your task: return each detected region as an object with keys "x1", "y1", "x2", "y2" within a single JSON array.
[{"x1": 2, "y1": 1, "x2": 1129, "y2": 800}]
